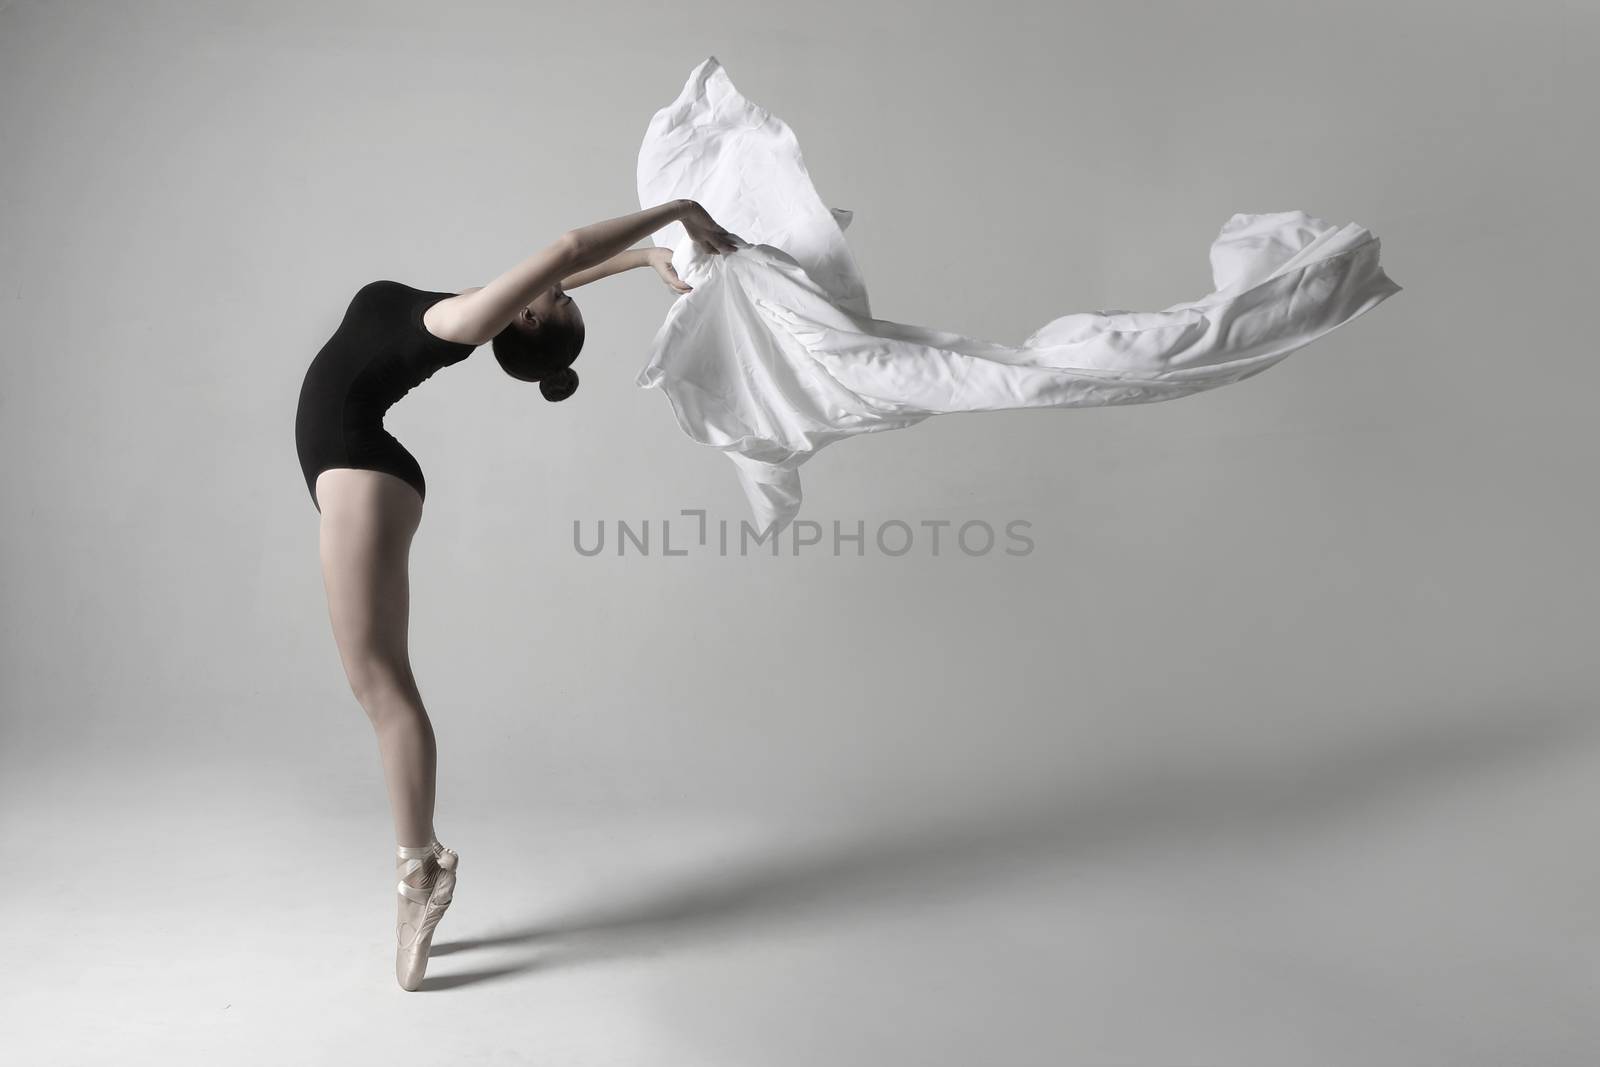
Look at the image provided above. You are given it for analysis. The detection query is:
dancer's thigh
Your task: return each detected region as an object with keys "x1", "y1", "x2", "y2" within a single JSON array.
[{"x1": 315, "y1": 468, "x2": 424, "y2": 704}]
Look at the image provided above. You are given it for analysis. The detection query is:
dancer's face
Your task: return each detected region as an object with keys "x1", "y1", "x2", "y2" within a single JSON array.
[{"x1": 518, "y1": 283, "x2": 583, "y2": 335}]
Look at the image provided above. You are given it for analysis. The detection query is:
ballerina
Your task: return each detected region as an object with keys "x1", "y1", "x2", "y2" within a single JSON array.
[{"x1": 295, "y1": 198, "x2": 742, "y2": 989}]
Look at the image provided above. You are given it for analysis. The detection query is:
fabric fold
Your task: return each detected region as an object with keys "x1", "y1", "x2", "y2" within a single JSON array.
[{"x1": 636, "y1": 56, "x2": 1402, "y2": 535}]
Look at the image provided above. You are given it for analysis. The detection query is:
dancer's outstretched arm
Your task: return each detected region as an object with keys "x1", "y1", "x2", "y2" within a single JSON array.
[
  {"x1": 451, "y1": 245, "x2": 688, "y2": 309},
  {"x1": 560, "y1": 246, "x2": 695, "y2": 295},
  {"x1": 443, "y1": 200, "x2": 740, "y2": 342},
  {"x1": 558, "y1": 247, "x2": 652, "y2": 290}
]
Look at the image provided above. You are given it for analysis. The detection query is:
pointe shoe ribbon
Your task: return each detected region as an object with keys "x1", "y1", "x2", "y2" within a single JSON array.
[{"x1": 397, "y1": 846, "x2": 457, "y2": 903}]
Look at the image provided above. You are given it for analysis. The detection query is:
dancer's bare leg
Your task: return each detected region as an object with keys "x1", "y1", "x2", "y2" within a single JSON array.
[
  {"x1": 315, "y1": 466, "x2": 459, "y2": 989},
  {"x1": 315, "y1": 467, "x2": 436, "y2": 847}
]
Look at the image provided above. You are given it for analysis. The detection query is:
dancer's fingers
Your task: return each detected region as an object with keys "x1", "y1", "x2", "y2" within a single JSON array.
[{"x1": 696, "y1": 232, "x2": 743, "y2": 256}]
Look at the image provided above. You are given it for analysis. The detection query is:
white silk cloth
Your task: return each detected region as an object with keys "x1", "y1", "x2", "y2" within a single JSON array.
[{"x1": 636, "y1": 56, "x2": 1403, "y2": 535}]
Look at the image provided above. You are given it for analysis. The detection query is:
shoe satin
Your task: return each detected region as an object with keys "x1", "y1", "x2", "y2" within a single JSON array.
[{"x1": 394, "y1": 841, "x2": 458, "y2": 991}]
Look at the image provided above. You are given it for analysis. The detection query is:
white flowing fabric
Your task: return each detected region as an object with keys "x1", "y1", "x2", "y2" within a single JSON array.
[{"x1": 636, "y1": 56, "x2": 1403, "y2": 535}]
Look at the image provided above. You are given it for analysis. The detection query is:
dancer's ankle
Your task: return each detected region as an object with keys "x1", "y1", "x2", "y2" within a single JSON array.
[{"x1": 396, "y1": 835, "x2": 440, "y2": 860}]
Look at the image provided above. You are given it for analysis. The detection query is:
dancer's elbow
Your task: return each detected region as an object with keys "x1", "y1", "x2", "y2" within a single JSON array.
[{"x1": 553, "y1": 230, "x2": 586, "y2": 266}]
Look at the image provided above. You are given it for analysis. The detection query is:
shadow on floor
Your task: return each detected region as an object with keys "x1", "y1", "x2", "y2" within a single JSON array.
[{"x1": 423, "y1": 703, "x2": 1590, "y2": 991}]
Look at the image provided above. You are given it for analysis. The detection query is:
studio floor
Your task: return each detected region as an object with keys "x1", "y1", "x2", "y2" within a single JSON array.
[{"x1": 8, "y1": 719, "x2": 1597, "y2": 1066}]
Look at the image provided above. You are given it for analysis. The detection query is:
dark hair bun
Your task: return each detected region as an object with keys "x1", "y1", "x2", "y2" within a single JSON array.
[{"x1": 539, "y1": 367, "x2": 579, "y2": 402}]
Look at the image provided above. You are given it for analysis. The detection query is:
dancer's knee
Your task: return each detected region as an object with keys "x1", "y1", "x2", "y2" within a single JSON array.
[{"x1": 344, "y1": 659, "x2": 417, "y2": 717}]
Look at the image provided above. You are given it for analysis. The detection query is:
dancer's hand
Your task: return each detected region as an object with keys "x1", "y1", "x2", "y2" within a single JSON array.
[
  {"x1": 679, "y1": 200, "x2": 744, "y2": 256},
  {"x1": 647, "y1": 247, "x2": 693, "y2": 294}
]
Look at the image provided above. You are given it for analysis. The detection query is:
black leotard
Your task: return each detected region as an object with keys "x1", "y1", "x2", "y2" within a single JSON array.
[{"x1": 295, "y1": 280, "x2": 478, "y2": 511}]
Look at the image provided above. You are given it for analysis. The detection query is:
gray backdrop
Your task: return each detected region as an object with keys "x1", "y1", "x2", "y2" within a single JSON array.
[{"x1": 3, "y1": 0, "x2": 1595, "y2": 1063}]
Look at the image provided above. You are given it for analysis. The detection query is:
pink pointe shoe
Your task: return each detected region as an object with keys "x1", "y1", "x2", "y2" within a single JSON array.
[{"x1": 394, "y1": 840, "x2": 458, "y2": 991}]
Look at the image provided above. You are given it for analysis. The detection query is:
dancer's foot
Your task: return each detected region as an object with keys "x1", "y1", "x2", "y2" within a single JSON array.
[{"x1": 395, "y1": 840, "x2": 458, "y2": 991}]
